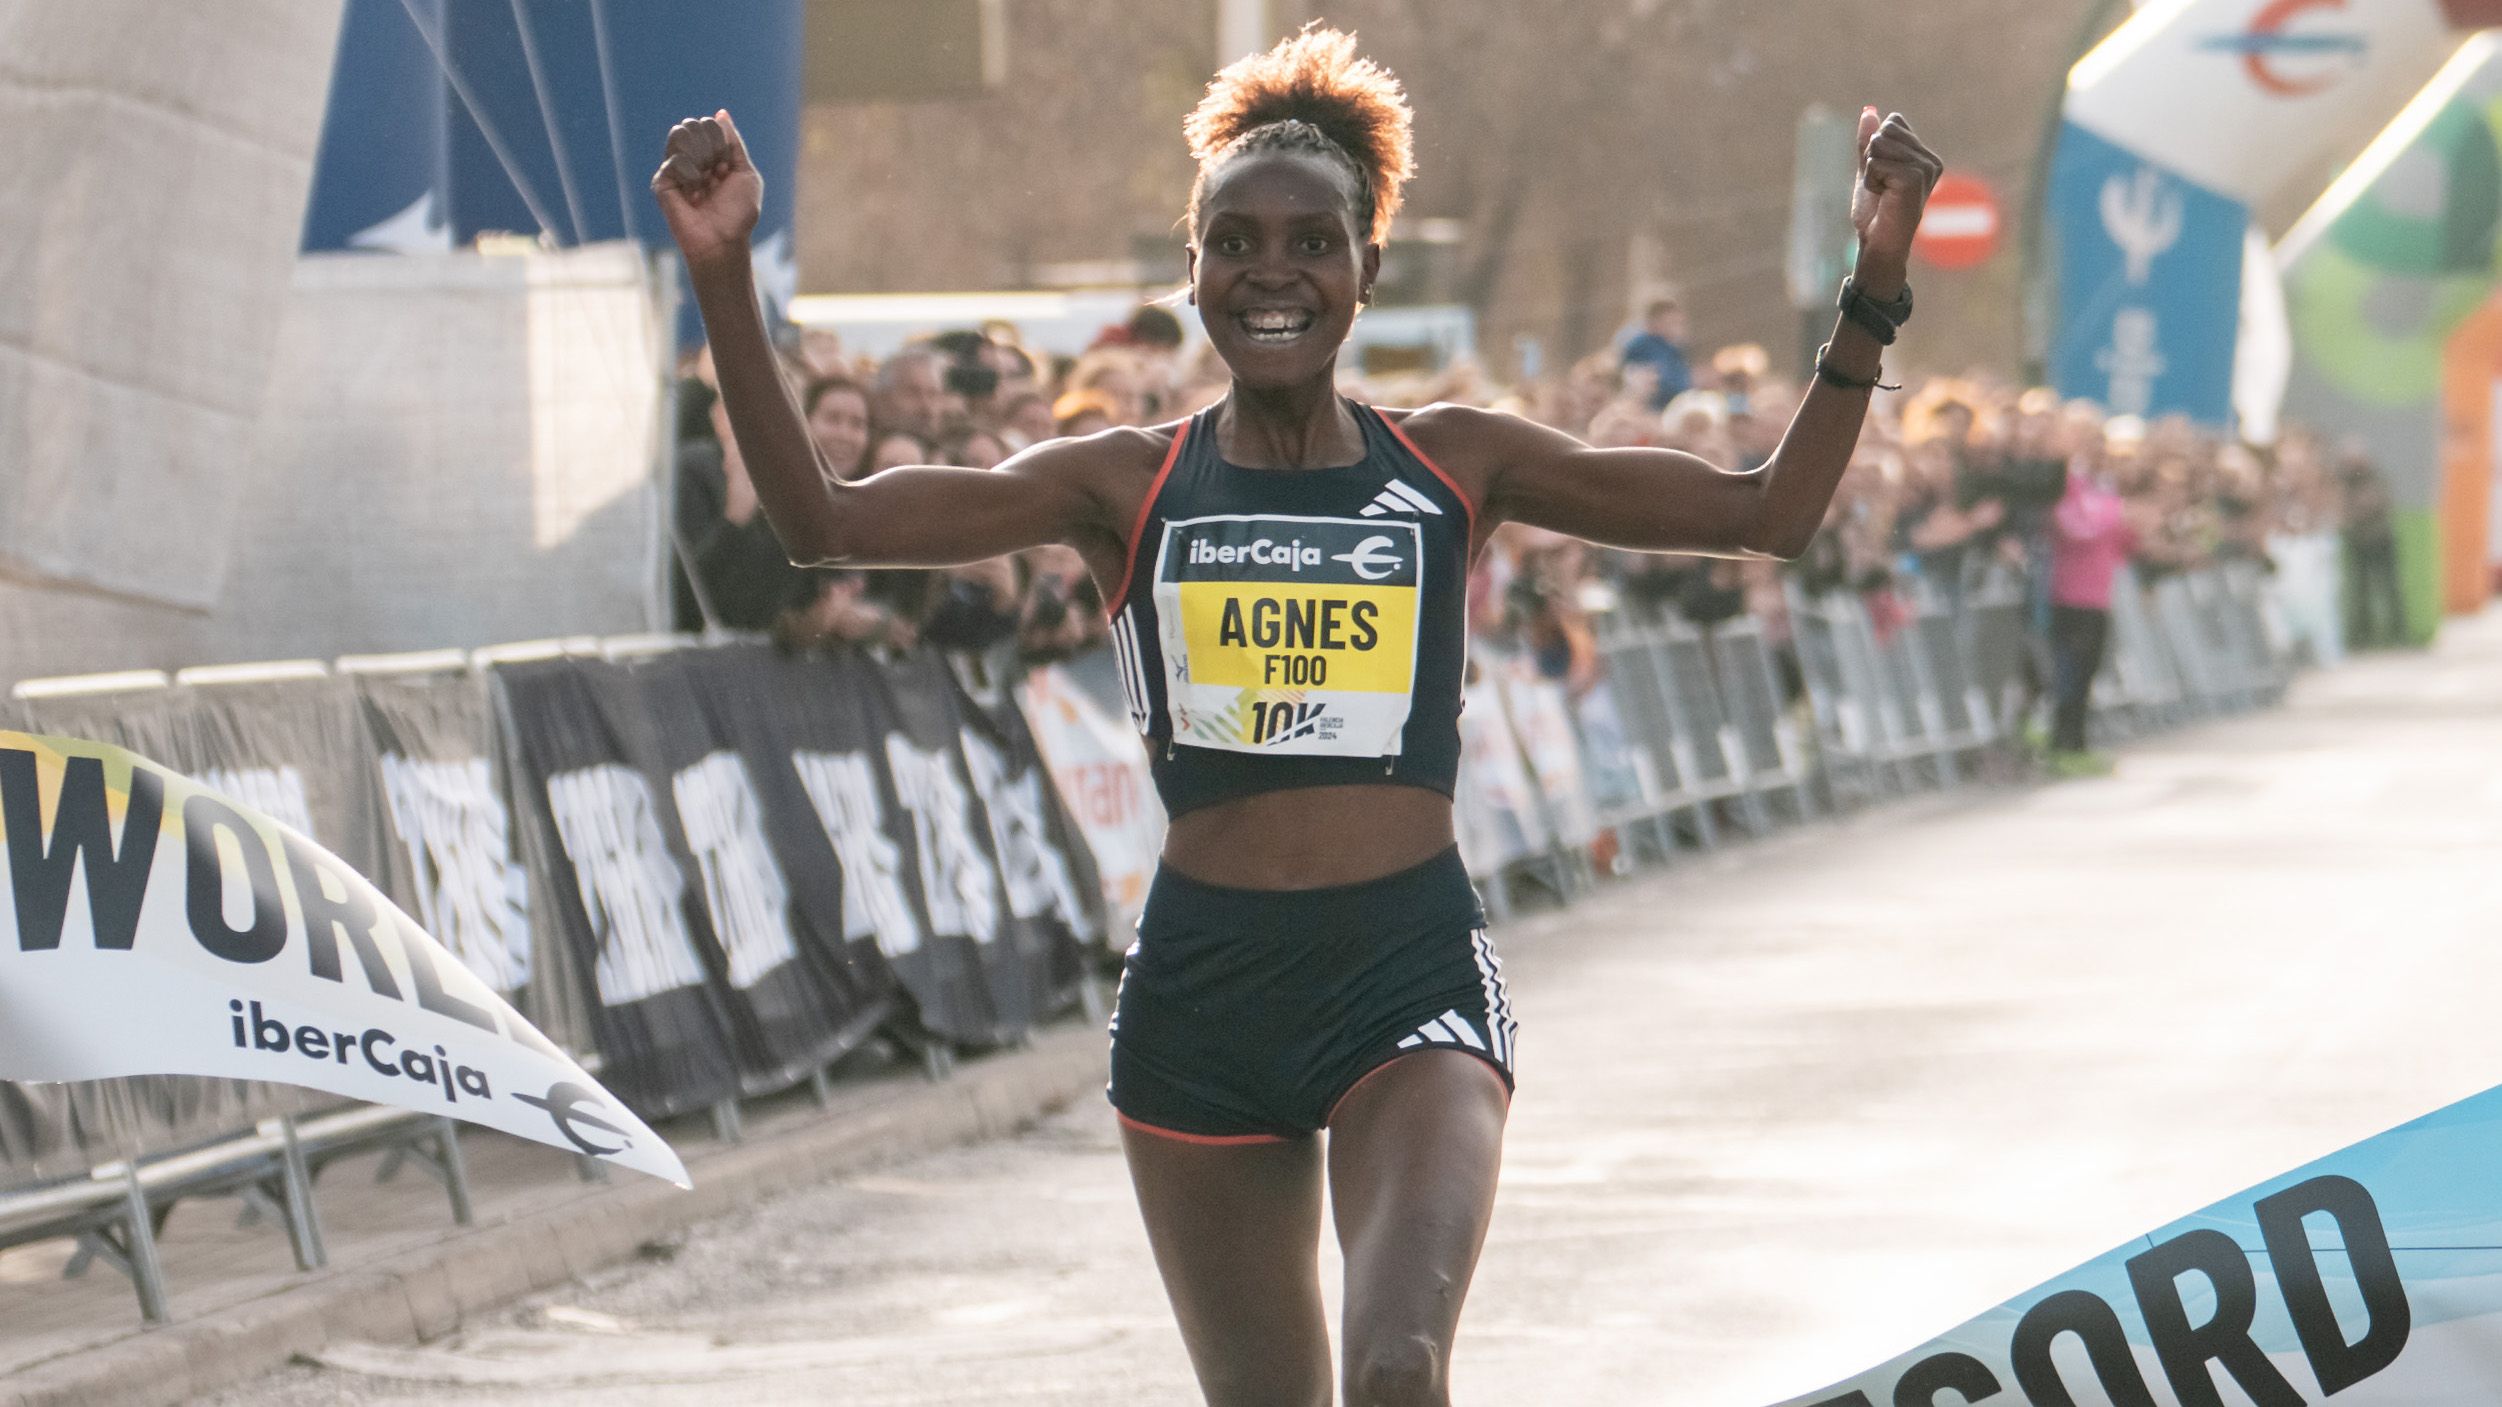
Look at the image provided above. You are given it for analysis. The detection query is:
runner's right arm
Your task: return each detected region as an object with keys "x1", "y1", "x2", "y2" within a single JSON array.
[{"x1": 654, "y1": 111, "x2": 1117, "y2": 569}]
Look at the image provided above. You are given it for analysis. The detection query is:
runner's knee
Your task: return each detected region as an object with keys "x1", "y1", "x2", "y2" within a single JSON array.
[{"x1": 1344, "y1": 1331, "x2": 1445, "y2": 1406}]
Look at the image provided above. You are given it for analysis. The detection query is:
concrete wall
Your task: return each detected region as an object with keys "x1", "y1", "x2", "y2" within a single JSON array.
[
  {"x1": 1, "y1": 244, "x2": 667, "y2": 691},
  {"x1": 0, "y1": 0, "x2": 346, "y2": 607}
]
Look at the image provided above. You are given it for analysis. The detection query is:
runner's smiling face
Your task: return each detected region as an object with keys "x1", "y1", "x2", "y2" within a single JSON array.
[{"x1": 1189, "y1": 149, "x2": 1380, "y2": 390}]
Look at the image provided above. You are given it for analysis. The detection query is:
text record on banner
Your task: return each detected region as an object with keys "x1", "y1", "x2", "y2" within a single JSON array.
[
  {"x1": 1765, "y1": 1079, "x2": 2502, "y2": 1406},
  {"x1": 0, "y1": 731, "x2": 688, "y2": 1187}
]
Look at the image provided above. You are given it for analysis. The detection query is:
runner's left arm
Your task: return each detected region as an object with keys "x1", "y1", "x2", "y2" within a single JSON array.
[
  {"x1": 1476, "y1": 111, "x2": 1939, "y2": 560},
  {"x1": 655, "y1": 110, "x2": 1120, "y2": 569}
]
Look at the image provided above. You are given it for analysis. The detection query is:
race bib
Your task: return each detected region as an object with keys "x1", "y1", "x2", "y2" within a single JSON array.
[{"x1": 1151, "y1": 514, "x2": 1423, "y2": 756}]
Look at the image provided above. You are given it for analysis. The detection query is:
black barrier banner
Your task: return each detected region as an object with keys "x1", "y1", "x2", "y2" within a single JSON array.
[
  {"x1": 495, "y1": 655, "x2": 887, "y2": 1118},
  {"x1": 16, "y1": 680, "x2": 383, "y2": 881},
  {"x1": 494, "y1": 658, "x2": 744, "y2": 1117},
  {"x1": 182, "y1": 679, "x2": 387, "y2": 901},
  {"x1": 747, "y1": 648, "x2": 1002, "y2": 1044},
  {"x1": 956, "y1": 670, "x2": 1104, "y2": 1013},
  {"x1": 671, "y1": 645, "x2": 897, "y2": 1050},
  {"x1": 0, "y1": 1068, "x2": 308, "y2": 1185},
  {"x1": 10, "y1": 689, "x2": 192, "y2": 777},
  {"x1": 635, "y1": 650, "x2": 891, "y2": 1082},
  {"x1": 356, "y1": 672, "x2": 534, "y2": 998},
  {"x1": 874, "y1": 652, "x2": 1085, "y2": 1044}
]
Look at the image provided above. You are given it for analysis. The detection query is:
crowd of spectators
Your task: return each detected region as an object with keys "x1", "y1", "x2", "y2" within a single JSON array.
[
  {"x1": 669, "y1": 304, "x2": 1208, "y2": 671},
  {"x1": 671, "y1": 297, "x2": 2406, "y2": 764},
  {"x1": 1460, "y1": 316, "x2": 2404, "y2": 765}
]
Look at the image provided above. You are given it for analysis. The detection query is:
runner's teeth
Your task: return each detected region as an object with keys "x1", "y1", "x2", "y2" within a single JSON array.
[{"x1": 1241, "y1": 310, "x2": 1313, "y2": 342}]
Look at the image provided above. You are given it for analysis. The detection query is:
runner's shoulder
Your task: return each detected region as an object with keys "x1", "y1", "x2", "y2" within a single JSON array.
[
  {"x1": 1369, "y1": 401, "x2": 1531, "y2": 500},
  {"x1": 999, "y1": 419, "x2": 1187, "y2": 534},
  {"x1": 1010, "y1": 420, "x2": 1183, "y2": 484}
]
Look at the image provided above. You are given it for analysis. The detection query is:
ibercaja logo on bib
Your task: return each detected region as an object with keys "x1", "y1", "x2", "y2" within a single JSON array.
[{"x1": 1152, "y1": 515, "x2": 1423, "y2": 757}]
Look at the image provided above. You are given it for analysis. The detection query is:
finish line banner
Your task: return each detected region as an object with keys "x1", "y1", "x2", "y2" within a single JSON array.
[
  {"x1": 1769, "y1": 1082, "x2": 2502, "y2": 1405},
  {"x1": 0, "y1": 731, "x2": 688, "y2": 1187}
]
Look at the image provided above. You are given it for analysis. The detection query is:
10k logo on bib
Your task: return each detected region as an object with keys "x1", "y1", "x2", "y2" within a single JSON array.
[{"x1": 1151, "y1": 514, "x2": 1423, "y2": 756}]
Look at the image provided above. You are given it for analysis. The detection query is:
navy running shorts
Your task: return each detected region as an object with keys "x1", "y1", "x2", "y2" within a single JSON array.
[{"x1": 1107, "y1": 845, "x2": 1517, "y2": 1143}]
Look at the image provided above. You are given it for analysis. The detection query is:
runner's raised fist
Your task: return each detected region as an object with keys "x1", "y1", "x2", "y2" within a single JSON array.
[
  {"x1": 1850, "y1": 108, "x2": 1943, "y2": 286},
  {"x1": 651, "y1": 109, "x2": 761, "y2": 274}
]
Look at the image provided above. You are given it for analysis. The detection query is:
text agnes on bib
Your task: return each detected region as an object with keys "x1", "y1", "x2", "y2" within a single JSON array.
[{"x1": 1153, "y1": 515, "x2": 1424, "y2": 755}]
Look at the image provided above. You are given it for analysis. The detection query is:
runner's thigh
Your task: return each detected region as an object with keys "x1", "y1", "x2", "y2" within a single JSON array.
[
  {"x1": 1328, "y1": 1050, "x2": 1510, "y2": 1404},
  {"x1": 1122, "y1": 1125, "x2": 1333, "y2": 1407}
]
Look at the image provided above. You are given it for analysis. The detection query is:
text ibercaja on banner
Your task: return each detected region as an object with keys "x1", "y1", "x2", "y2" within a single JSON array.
[{"x1": 0, "y1": 731, "x2": 688, "y2": 1187}]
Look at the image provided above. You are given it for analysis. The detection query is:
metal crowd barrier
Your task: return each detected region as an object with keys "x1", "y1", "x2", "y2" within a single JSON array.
[{"x1": 1462, "y1": 564, "x2": 2295, "y2": 904}]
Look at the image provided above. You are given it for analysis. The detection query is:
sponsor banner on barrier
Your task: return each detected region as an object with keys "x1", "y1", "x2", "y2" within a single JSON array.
[
  {"x1": 1768, "y1": 1080, "x2": 2502, "y2": 1406},
  {"x1": 358, "y1": 671, "x2": 535, "y2": 999},
  {"x1": 1455, "y1": 673, "x2": 1549, "y2": 876},
  {"x1": 744, "y1": 649, "x2": 960, "y2": 1034},
  {"x1": 1016, "y1": 663, "x2": 1164, "y2": 942},
  {"x1": 14, "y1": 680, "x2": 386, "y2": 882},
  {"x1": 494, "y1": 657, "x2": 743, "y2": 1117},
  {"x1": 671, "y1": 646, "x2": 899, "y2": 1057},
  {"x1": 2048, "y1": 121, "x2": 2249, "y2": 426},
  {"x1": 633, "y1": 652, "x2": 889, "y2": 1087},
  {"x1": 875, "y1": 651, "x2": 1088, "y2": 1043},
  {"x1": 0, "y1": 730, "x2": 688, "y2": 1187},
  {"x1": 496, "y1": 654, "x2": 873, "y2": 1117},
  {"x1": 958, "y1": 675, "x2": 1104, "y2": 973},
  {"x1": 183, "y1": 680, "x2": 388, "y2": 887},
  {"x1": 1496, "y1": 661, "x2": 1599, "y2": 849}
]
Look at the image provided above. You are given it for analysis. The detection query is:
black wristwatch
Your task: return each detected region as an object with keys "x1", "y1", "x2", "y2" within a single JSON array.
[{"x1": 1837, "y1": 275, "x2": 1914, "y2": 345}]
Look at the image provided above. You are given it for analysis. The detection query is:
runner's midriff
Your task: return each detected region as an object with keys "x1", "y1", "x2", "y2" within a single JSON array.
[{"x1": 1161, "y1": 782, "x2": 1454, "y2": 891}]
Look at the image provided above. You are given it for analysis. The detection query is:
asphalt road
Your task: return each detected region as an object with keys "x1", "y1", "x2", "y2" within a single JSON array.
[{"x1": 221, "y1": 614, "x2": 2502, "y2": 1405}]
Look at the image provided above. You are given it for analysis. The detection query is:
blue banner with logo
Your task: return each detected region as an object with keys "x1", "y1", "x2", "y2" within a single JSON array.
[
  {"x1": 1769, "y1": 1078, "x2": 2502, "y2": 1404},
  {"x1": 2048, "y1": 121, "x2": 2248, "y2": 427},
  {"x1": 302, "y1": 0, "x2": 801, "y2": 343}
]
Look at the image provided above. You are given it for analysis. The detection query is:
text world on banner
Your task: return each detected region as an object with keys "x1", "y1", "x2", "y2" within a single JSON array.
[
  {"x1": 1768, "y1": 1080, "x2": 2502, "y2": 1405},
  {"x1": 0, "y1": 730, "x2": 689, "y2": 1188}
]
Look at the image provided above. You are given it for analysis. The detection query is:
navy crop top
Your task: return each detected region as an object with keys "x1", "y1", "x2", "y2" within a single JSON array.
[{"x1": 1105, "y1": 400, "x2": 1474, "y2": 819}]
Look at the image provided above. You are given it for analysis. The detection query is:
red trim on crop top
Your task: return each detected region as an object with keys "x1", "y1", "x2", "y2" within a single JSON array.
[{"x1": 1107, "y1": 421, "x2": 1192, "y2": 612}]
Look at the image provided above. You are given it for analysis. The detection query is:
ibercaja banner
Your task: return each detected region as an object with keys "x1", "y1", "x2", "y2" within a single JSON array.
[
  {"x1": 0, "y1": 731, "x2": 689, "y2": 1188},
  {"x1": 1770, "y1": 1083, "x2": 2502, "y2": 1405}
]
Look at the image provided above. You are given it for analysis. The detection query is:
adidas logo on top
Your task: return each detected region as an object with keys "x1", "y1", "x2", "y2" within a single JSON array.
[{"x1": 1359, "y1": 480, "x2": 1443, "y2": 517}]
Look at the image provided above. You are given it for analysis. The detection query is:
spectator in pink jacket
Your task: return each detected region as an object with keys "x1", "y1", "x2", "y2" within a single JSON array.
[{"x1": 2046, "y1": 466, "x2": 2138, "y2": 766}]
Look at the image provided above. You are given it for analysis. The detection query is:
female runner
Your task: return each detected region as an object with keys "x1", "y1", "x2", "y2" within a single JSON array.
[{"x1": 654, "y1": 28, "x2": 1939, "y2": 1406}]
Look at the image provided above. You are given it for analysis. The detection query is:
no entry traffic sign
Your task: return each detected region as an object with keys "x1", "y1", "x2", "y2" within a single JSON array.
[{"x1": 1913, "y1": 171, "x2": 2001, "y2": 271}]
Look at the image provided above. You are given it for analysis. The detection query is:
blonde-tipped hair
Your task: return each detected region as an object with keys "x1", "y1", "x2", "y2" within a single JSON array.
[{"x1": 1184, "y1": 26, "x2": 1415, "y2": 245}]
